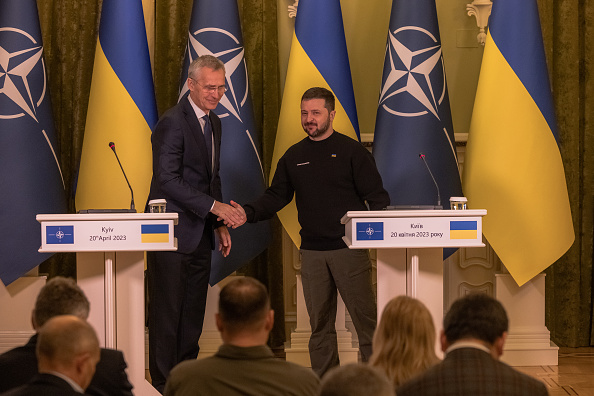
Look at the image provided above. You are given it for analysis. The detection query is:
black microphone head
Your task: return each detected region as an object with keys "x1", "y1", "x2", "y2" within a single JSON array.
[{"x1": 109, "y1": 142, "x2": 115, "y2": 150}]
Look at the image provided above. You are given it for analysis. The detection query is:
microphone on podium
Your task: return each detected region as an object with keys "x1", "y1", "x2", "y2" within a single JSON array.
[
  {"x1": 419, "y1": 153, "x2": 442, "y2": 209},
  {"x1": 109, "y1": 141, "x2": 136, "y2": 212}
]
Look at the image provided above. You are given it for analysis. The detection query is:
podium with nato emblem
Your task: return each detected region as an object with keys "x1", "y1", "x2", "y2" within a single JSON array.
[
  {"x1": 37, "y1": 213, "x2": 178, "y2": 396},
  {"x1": 341, "y1": 209, "x2": 486, "y2": 355}
]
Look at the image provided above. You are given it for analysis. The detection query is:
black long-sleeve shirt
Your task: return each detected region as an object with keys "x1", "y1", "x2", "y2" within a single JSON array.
[{"x1": 245, "y1": 131, "x2": 390, "y2": 250}]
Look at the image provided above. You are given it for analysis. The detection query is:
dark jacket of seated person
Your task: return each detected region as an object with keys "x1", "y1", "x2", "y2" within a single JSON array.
[{"x1": 0, "y1": 334, "x2": 133, "y2": 396}]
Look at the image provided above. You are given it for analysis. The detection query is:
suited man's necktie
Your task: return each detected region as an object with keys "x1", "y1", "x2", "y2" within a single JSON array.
[{"x1": 202, "y1": 114, "x2": 213, "y2": 171}]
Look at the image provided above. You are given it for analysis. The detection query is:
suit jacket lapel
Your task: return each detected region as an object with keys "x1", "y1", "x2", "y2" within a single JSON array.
[{"x1": 182, "y1": 99, "x2": 212, "y2": 180}]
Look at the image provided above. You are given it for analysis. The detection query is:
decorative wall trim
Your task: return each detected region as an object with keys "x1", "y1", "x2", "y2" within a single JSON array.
[
  {"x1": 459, "y1": 281, "x2": 493, "y2": 297},
  {"x1": 466, "y1": 0, "x2": 493, "y2": 45},
  {"x1": 0, "y1": 330, "x2": 35, "y2": 354}
]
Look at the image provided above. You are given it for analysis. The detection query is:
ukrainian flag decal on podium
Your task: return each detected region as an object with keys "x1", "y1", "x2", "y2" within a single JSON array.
[
  {"x1": 450, "y1": 221, "x2": 477, "y2": 240},
  {"x1": 141, "y1": 224, "x2": 169, "y2": 244}
]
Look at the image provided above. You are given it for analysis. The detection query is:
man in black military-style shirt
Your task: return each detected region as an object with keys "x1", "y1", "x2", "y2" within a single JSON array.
[{"x1": 233, "y1": 87, "x2": 390, "y2": 376}]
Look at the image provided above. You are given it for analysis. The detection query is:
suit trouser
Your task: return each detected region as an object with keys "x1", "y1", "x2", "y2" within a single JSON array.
[
  {"x1": 147, "y1": 228, "x2": 212, "y2": 393},
  {"x1": 300, "y1": 248, "x2": 377, "y2": 377}
]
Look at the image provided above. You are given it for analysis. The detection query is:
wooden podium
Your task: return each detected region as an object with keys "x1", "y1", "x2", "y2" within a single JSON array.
[
  {"x1": 37, "y1": 213, "x2": 178, "y2": 396},
  {"x1": 341, "y1": 209, "x2": 486, "y2": 355}
]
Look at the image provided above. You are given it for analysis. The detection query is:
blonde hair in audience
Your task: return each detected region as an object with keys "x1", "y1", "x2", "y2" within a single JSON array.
[{"x1": 369, "y1": 295, "x2": 439, "y2": 387}]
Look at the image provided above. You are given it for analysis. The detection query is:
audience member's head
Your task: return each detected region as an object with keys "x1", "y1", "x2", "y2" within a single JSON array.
[
  {"x1": 370, "y1": 296, "x2": 439, "y2": 387},
  {"x1": 441, "y1": 292, "x2": 509, "y2": 358},
  {"x1": 216, "y1": 277, "x2": 273, "y2": 345},
  {"x1": 318, "y1": 363, "x2": 393, "y2": 396},
  {"x1": 32, "y1": 276, "x2": 90, "y2": 329},
  {"x1": 37, "y1": 315, "x2": 101, "y2": 390}
]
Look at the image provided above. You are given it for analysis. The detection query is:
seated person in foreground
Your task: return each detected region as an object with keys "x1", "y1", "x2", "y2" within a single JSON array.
[
  {"x1": 1, "y1": 315, "x2": 100, "y2": 396},
  {"x1": 369, "y1": 295, "x2": 439, "y2": 388},
  {"x1": 0, "y1": 277, "x2": 133, "y2": 396},
  {"x1": 164, "y1": 277, "x2": 320, "y2": 396},
  {"x1": 318, "y1": 363, "x2": 393, "y2": 396},
  {"x1": 396, "y1": 293, "x2": 549, "y2": 396}
]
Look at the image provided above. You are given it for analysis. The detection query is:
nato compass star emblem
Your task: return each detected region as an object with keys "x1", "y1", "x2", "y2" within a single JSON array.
[
  {"x1": 379, "y1": 26, "x2": 446, "y2": 119},
  {"x1": 0, "y1": 27, "x2": 65, "y2": 187},
  {"x1": 0, "y1": 28, "x2": 46, "y2": 122},
  {"x1": 180, "y1": 28, "x2": 249, "y2": 124},
  {"x1": 378, "y1": 25, "x2": 456, "y2": 158}
]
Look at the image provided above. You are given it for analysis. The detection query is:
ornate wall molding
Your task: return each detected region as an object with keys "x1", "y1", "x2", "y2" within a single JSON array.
[{"x1": 466, "y1": 0, "x2": 493, "y2": 45}]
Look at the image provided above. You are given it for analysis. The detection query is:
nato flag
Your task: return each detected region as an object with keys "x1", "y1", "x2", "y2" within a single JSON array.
[
  {"x1": 372, "y1": 0, "x2": 462, "y2": 209},
  {"x1": 180, "y1": 0, "x2": 271, "y2": 285},
  {"x1": 0, "y1": 0, "x2": 67, "y2": 285}
]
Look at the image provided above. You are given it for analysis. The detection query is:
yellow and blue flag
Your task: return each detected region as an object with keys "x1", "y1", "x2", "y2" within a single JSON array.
[
  {"x1": 179, "y1": 0, "x2": 271, "y2": 285},
  {"x1": 463, "y1": 0, "x2": 574, "y2": 286},
  {"x1": 273, "y1": 0, "x2": 359, "y2": 247},
  {"x1": 450, "y1": 221, "x2": 477, "y2": 240},
  {"x1": 372, "y1": 0, "x2": 462, "y2": 210},
  {"x1": 0, "y1": 0, "x2": 67, "y2": 285},
  {"x1": 75, "y1": 0, "x2": 157, "y2": 211},
  {"x1": 141, "y1": 224, "x2": 169, "y2": 244}
]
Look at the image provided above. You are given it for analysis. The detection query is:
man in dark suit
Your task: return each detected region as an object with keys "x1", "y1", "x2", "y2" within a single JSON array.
[
  {"x1": 0, "y1": 277, "x2": 133, "y2": 396},
  {"x1": 397, "y1": 293, "x2": 549, "y2": 396},
  {"x1": 146, "y1": 54, "x2": 245, "y2": 393},
  {"x1": 1, "y1": 315, "x2": 101, "y2": 396}
]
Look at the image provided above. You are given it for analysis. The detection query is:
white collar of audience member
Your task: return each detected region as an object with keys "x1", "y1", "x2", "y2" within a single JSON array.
[{"x1": 446, "y1": 339, "x2": 491, "y2": 355}]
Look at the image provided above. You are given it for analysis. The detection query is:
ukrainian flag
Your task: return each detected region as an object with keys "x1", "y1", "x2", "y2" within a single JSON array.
[
  {"x1": 141, "y1": 224, "x2": 169, "y2": 244},
  {"x1": 463, "y1": 0, "x2": 574, "y2": 286},
  {"x1": 273, "y1": 0, "x2": 359, "y2": 247},
  {"x1": 75, "y1": 0, "x2": 157, "y2": 211},
  {"x1": 450, "y1": 221, "x2": 477, "y2": 240}
]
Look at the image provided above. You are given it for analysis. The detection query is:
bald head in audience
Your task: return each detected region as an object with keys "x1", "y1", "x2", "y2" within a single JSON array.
[{"x1": 37, "y1": 315, "x2": 101, "y2": 390}]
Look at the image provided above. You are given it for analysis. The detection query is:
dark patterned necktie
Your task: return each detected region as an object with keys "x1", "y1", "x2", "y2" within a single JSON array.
[{"x1": 202, "y1": 114, "x2": 213, "y2": 170}]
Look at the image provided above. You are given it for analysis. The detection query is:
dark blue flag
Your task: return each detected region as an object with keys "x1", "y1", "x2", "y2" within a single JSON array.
[
  {"x1": 180, "y1": 0, "x2": 271, "y2": 285},
  {"x1": 373, "y1": 0, "x2": 462, "y2": 210},
  {"x1": 0, "y1": 0, "x2": 67, "y2": 285}
]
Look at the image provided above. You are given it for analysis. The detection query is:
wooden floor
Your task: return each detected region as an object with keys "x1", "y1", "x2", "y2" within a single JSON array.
[{"x1": 517, "y1": 348, "x2": 594, "y2": 395}]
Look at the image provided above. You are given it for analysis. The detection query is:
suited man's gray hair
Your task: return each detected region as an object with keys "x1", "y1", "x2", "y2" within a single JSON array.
[
  {"x1": 188, "y1": 55, "x2": 225, "y2": 80},
  {"x1": 33, "y1": 277, "x2": 90, "y2": 328}
]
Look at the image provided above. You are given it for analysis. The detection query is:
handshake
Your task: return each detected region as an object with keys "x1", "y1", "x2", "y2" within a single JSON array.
[{"x1": 211, "y1": 200, "x2": 247, "y2": 229}]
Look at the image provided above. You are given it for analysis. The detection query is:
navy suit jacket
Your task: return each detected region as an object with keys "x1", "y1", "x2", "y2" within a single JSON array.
[
  {"x1": 0, "y1": 373, "x2": 83, "y2": 396},
  {"x1": 396, "y1": 347, "x2": 549, "y2": 396},
  {"x1": 0, "y1": 335, "x2": 133, "y2": 396},
  {"x1": 147, "y1": 95, "x2": 223, "y2": 253}
]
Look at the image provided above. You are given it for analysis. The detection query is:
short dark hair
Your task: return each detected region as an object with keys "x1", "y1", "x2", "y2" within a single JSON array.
[
  {"x1": 301, "y1": 87, "x2": 335, "y2": 112},
  {"x1": 218, "y1": 277, "x2": 270, "y2": 332},
  {"x1": 319, "y1": 364, "x2": 393, "y2": 396},
  {"x1": 443, "y1": 293, "x2": 508, "y2": 345},
  {"x1": 33, "y1": 277, "x2": 90, "y2": 328}
]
